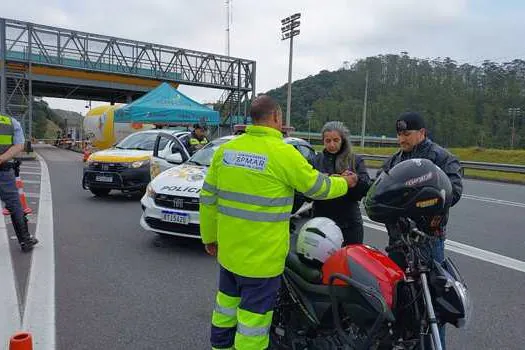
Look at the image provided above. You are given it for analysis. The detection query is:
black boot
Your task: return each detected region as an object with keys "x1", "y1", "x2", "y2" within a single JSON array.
[
  {"x1": 11, "y1": 214, "x2": 38, "y2": 252},
  {"x1": 20, "y1": 237, "x2": 39, "y2": 252}
]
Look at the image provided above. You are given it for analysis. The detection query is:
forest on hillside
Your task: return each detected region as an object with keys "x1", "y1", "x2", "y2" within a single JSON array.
[
  {"x1": 266, "y1": 52, "x2": 525, "y2": 149},
  {"x1": 28, "y1": 100, "x2": 82, "y2": 140}
]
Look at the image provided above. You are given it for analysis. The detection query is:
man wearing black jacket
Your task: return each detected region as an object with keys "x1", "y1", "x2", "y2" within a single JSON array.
[
  {"x1": 312, "y1": 121, "x2": 372, "y2": 244},
  {"x1": 379, "y1": 112, "x2": 463, "y2": 245},
  {"x1": 378, "y1": 112, "x2": 463, "y2": 350}
]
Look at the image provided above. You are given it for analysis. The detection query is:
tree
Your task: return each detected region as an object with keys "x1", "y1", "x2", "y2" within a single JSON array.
[{"x1": 265, "y1": 53, "x2": 525, "y2": 149}]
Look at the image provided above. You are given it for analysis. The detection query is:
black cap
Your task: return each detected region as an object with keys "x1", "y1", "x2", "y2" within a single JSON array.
[
  {"x1": 193, "y1": 123, "x2": 206, "y2": 130},
  {"x1": 396, "y1": 112, "x2": 425, "y2": 133}
]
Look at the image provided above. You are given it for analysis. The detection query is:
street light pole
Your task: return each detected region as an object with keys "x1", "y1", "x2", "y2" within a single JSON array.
[
  {"x1": 360, "y1": 70, "x2": 369, "y2": 148},
  {"x1": 286, "y1": 35, "x2": 294, "y2": 128},
  {"x1": 281, "y1": 13, "x2": 301, "y2": 127}
]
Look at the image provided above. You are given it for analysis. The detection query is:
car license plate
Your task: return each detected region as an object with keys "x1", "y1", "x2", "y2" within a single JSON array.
[
  {"x1": 162, "y1": 211, "x2": 189, "y2": 225},
  {"x1": 95, "y1": 175, "x2": 113, "y2": 183}
]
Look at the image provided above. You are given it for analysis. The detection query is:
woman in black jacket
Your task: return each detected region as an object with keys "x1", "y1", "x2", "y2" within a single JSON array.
[{"x1": 312, "y1": 121, "x2": 372, "y2": 245}]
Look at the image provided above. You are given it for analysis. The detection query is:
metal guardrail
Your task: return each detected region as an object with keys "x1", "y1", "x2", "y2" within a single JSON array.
[
  {"x1": 360, "y1": 154, "x2": 525, "y2": 174},
  {"x1": 291, "y1": 131, "x2": 398, "y2": 145}
]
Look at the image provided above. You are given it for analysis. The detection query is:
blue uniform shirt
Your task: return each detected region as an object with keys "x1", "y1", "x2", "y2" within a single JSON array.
[{"x1": 12, "y1": 118, "x2": 25, "y2": 145}]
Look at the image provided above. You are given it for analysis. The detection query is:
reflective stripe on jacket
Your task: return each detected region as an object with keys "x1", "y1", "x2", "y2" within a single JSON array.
[{"x1": 200, "y1": 125, "x2": 348, "y2": 277}]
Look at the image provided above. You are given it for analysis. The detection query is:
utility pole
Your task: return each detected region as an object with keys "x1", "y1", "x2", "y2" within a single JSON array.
[
  {"x1": 306, "y1": 109, "x2": 314, "y2": 143},
  {"x1": 0, "y1": 18, "x2": 6, "y2": 115},
  {"x1": 281, "y1": 13, "x2": 301, "y2": 127},
  {"x1": 508, "y1": 107, "x2": 521, "y2": 149},
  {"x1": 360, "y1": 70, "x2": 369, "y2": 148},
  {"x1": 225, "y1": 0, "x2": 231, "y2": 56}
]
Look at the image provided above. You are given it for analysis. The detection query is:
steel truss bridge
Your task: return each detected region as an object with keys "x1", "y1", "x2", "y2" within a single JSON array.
[{"x1": 0, "y1": 17, "x2": 256, "y2": 137}]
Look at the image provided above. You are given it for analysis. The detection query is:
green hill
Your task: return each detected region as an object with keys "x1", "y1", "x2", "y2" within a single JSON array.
[
  {"x1": 266, "y1": 53, "x2": 525, "y2": 149},
  {"x1": 30, "y1": 100, "x2": 82, "y2": 140}
]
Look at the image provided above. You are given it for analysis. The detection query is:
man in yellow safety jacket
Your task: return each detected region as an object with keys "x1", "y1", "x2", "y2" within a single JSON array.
[
  {"x1": 188, "y1": 123, "x2": 209, "y2": 155},
  {"x1": 200, "y1": 95, "x2": 358, "y2": 350}
]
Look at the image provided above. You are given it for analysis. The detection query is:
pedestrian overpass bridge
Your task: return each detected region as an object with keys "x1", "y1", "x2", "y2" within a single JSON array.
[{"x1": 0, "y1": 17, "x2": 255, "y2": 136}]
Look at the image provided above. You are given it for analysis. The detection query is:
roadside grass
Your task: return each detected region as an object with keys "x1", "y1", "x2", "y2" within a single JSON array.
[{"x1": 313, "y1": 145, "x2": 525, "y2": 183}]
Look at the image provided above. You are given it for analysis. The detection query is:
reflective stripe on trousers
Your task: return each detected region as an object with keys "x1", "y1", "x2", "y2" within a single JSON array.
[
  {"x1": 235, "y1": 309, "x2": 273, "y2": 349},
  {"x1": 211, "y1": 266, "x2": 281, "y2": 350}
]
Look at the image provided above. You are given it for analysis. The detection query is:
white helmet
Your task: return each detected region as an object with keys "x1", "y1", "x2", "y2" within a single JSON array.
[{"x1": 296, "y1": 217, "x2": 344, "y2": 266}]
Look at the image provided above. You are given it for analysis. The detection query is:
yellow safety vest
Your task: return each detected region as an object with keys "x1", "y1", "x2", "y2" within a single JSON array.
[
  {"x1": 0, "y1": 115, "x2": 14, "y2": 155},
  {"x1": 190, "y1": 136, "x2": 208, "y2": 147},
  {"x1": 200, "y1": 125, "x2": 348, "y2": 278}
]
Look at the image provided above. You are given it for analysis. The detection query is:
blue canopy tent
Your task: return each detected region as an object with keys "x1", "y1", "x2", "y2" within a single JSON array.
[{"x1": 114, "y1": 82, "x2": 219, "y2": 125}]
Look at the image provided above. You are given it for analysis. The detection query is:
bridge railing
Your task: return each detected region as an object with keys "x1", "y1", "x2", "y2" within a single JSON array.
[{"x1": 2, "y1": 17, "x2": 255, "y2": 91}]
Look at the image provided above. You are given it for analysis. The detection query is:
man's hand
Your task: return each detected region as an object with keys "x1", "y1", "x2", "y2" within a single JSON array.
[
  {"x1": 342, "y1": 172, "x2": 358, "y2": 188},
  {"x1": 204, "y1": 242, "x2": 218, "y2": 256},
  {"x1": 0, "y1": 144, "x2": 24, "y2": 165}
]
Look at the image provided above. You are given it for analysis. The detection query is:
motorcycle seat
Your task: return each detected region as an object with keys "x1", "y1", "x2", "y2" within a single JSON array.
[{"x1": 286, "y1": 251, "x2": 322, "y2": 284}]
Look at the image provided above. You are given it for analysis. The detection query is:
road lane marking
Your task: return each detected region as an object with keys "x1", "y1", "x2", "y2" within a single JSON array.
[
  {"x1": 21, "y1": 180, "x2": 41, "y2": 184},
  {"x1": 22, "y1": 152, "x2": 55, "y2": 349},
  {"x1": 0, "y1": 201, "x2": 21, "y2": 344},
  {"x1": 19, "y1": 172, "x2": 42, "y2": 176},
  {"x1": 20, "y1": 166, "x2": 41, "y2": 170},
  {"x1": 462, "y1": 194, "x2": 525, "y2": 209},
  {"x1": 362, "y1": 216, "x2": 525, "y2": 273}
]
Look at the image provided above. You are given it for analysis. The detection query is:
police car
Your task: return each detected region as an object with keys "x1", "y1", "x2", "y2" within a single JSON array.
[{"x1": 140, "y1": 134, "x2": 316, "y2": 238}]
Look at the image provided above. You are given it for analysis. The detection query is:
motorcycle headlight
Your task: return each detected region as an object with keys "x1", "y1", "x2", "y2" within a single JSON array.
[
  {"x1": 131, "y1": 160, "x2": 149, "y2": 168},
  {"x1": 432, "y1": 257, "x2": 472, "y2": 329},
  {"x1": 452, "y1": 280, "x2": 472, "y2": 329},
  {"x1": 146, "y1": 184, "x2": 156, "y2": 198}
]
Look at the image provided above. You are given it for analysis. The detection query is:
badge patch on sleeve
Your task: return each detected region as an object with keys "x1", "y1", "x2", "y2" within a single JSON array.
[{"x1": 223, "y1": 150, "x2": 268, "y2": 171}]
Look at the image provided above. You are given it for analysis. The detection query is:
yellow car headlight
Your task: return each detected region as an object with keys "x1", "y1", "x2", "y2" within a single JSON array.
[{"x1": 131, "y1": 160, "x2": 149, "y2": 168}]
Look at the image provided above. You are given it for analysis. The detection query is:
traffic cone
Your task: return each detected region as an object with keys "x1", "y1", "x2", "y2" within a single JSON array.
[
  {"x1": 3, "y1": 175, "x2": 32, "y2": 216},
  {"x1": 9, "y1": 332, "x2": 33, "y2": 350},
  {"x1": 17, "y1": 176, "x2": 32, "y2": 215},
  {"x1": 82, "y1": 142, "x2": 91, "y2": 162}
]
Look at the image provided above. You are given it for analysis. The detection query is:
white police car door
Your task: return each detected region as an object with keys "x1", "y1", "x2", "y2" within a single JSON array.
[{"x1": 151, "y1": 132, "x2": 191, "y2": 179}]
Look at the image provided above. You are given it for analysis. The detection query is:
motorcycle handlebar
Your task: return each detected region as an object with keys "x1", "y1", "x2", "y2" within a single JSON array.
[
  {"x1": 385, "y1": 241, "x2": 404, "y2": 253},
  {"x1": 385, "y1": 221, "x2": 430, "y2": 253}
]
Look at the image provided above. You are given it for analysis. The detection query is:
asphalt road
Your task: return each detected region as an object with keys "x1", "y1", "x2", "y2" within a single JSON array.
[{"x1": 28, "y1": 147, "x2": 525, "y2": 349}]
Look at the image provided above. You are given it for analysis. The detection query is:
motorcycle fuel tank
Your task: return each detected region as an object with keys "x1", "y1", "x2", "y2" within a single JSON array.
[{"x1": 322, "y1": 244, "x2": 405, "y2": 308}]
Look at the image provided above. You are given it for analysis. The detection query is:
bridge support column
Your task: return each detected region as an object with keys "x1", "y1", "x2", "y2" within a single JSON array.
[
  {"x1": 28, "y1": 24, "x2": 33, "y2": 141},
  {"x1": 0, "y1": 18, "x2": 6, "y2": 114}
]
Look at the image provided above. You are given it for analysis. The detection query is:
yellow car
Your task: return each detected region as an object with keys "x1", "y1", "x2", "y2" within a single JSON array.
[{"x1": 82, "y1": 129, "x2": 191, "y2": 196}]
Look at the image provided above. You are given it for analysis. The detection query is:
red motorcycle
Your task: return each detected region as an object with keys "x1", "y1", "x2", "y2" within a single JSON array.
[{"x1": 270, "y1": 159, "x2": 471, "y2": 350}]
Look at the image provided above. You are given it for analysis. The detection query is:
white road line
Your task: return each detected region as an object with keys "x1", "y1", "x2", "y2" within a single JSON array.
[
  {"x1": 20, "y1": 167, "x2": 41, "y2": 170},
  {"x1": 19, "y1": 172, "x2": 41, "y2": 176},
  {"x1": 21, "y1": 180, "x2": 40, "y2": 184},
  {"x1": 362, "y1": 217, "x2": 525, "y2": 273},
  {"x1": 0, "y1": 201, "x2": 21, "y2": 344},
  {"x1": 463, "y1": 194, "x2": 525, "y2": 209},
  {"x1": 22, "y1": 153, "x2": 55, "y2": 349}
]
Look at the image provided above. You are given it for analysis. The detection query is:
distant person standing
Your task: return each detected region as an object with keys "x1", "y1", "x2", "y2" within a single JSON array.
[
  {"x1": 188, "y1": 123, "x2": 209, "y2": 155},
  {"x1": 55, "y1": 130, "x2": 62, "y2": 146},
  {"x1": 0, "y1": 114, "x2": 38, "y2": 252}
]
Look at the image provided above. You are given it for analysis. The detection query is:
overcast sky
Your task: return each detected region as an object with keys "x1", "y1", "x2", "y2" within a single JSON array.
[{"x1": 3, "y1": 0, "x2": 525, "y2": 112}]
